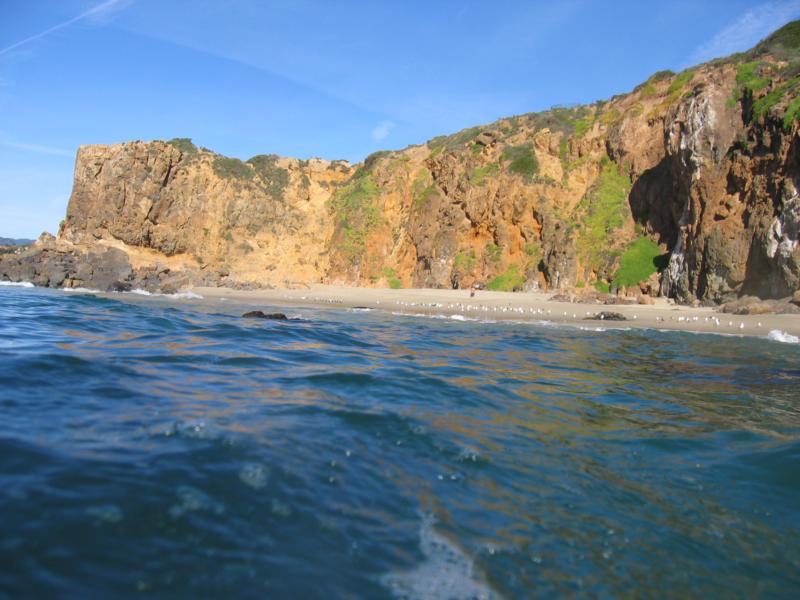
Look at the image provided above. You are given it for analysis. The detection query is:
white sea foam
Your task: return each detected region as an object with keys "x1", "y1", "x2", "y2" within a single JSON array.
[
  {"x1": 169, "y1": 485, "x2": 225, "y2": 519},
  {"x1": 382, "y1": 514, "x2": 495, "y2": 600},
  {"x1": 120, "y1": 288, "x2": 203, "y2": 299},
  {"x1": 239, "y1": 463, "x2": 271, "y2": 490},
  {"x1": 767, "y1": 329, "x2": 800, "y2": 344},
  {"x1": 170, "y1": 291, "x2": 203, "y2": 300},
  {"x1": 61, "y1": 287, "x2": 101, "y2": 293},
  {"x1": 0, "y1": 280, "x2": 34, "y2": 288}
]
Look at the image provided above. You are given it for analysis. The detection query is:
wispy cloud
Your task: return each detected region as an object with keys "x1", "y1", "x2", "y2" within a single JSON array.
[
  {"x1": 687, "y1": 0, "x2": 800, "y2": 65},
  {"x1": 1, "y1": 140, "x2": 74, "y2": 157},
  {"x1": 371, "y1": 120, "x2": 396, "y2": 142},
  {"x1": 0, "y1": 0, "x2": 133, "y2": 57}
]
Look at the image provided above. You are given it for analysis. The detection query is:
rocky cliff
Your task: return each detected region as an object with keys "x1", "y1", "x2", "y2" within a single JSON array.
[{"x1": 3, "y1": 22, "x2": 800, "y2": 304}]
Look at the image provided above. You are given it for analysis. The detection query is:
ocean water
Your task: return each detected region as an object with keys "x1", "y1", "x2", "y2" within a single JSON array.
[{"x1": 1, "y1": 285, "x2": 799, "y2": 599}]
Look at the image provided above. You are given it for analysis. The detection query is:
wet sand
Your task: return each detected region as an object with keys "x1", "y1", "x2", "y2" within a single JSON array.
[{"x1": 191, "y1": 284, "x2": 800, "y2": 339}]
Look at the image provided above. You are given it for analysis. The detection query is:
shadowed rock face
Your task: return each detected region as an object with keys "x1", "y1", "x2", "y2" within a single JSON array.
[{"x1": 3, "y1": 24, "x2": 800, "y2": 302}]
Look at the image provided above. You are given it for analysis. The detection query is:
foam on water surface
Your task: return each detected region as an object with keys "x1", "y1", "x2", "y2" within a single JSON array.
[
  {"x1": 382, "y1": 514, "x2": 496, "y2": 600},
  {"x1": 767, "y1": 329, "x2": 800, "y2": 344}
]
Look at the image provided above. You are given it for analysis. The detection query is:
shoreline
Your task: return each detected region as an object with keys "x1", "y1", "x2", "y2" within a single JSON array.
[{"x1": 191, "y1": 284, "x2": 800, "y2": 339}]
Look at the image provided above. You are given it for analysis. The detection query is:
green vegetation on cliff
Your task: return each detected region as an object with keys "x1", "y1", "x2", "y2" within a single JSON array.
[
  {"x1": 750, "y1": 20, "x2": 800, "y2": 59},
  {"x1": 470, "y1": 163, "x2": 499, "y2": 185},
  {"x1": 612, "y1": 236, "x2": 662, "y2": 289},
  {"x1": 575, "y1": 157, "x2": 631, "y2": 270},
  {"x1": 167, "y1": 138, "x2": 199, "y2": 155},
  {"x1": 427, "y1": 126, "x2": 481, "y2": 155},
  {"x1": 247, "y1": 154, "x2": 289, "y2": 198},
  {"x1": 502, "y1": 143, "x2": 539, "y2": 180},
  {"x1": 328, "y1": 173, "x2": 382, "y2": 261},
  {"x1": 412, "y1": 170, "x2": 438, "y2": 208},
  {"x1": 381, "y1": 267, "x2": 402, "y2": 289},
  {"x1": 454, "y1": 249, "x2": 476, "y2": 272},
  {"x1": 213, "y1": 156, "x2": 254, "y2": 180},
  {"x1": 750, "y1": 76, "x2": 800, "y2": 128},
  {"x1": 487, "y1": 265, "x2": 525, "y2": 291}
]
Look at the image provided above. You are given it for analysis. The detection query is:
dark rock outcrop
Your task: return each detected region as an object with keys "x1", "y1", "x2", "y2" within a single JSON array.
[
  {"x1": 586, "y1": 311, "x2": 627, "y2": 321},
  {"x1": 242, "y1": 311, "x2": 288, "y2": 320}
]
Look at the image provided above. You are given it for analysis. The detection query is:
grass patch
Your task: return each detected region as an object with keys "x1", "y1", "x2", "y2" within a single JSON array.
[
  {"x1": 328, "y1": 173, "x2": 382, "y2": 261},
  {"x1": 599, "y1": 108, "x2": 620, "y2": 126},
  {"x1": 736, "y1": 61, "x2": 771, "y2": 92},
  {"x1": 485, "y1": 243, "x2": 501, "y2": 263},
  {"x1": 638, "y1": 82, "x2": 657, "y2": 98},
  {"x1": 213, "y1": 156, "x2": 254, "y2": 180},
  {"x1": 502, "y1": 143, "x2": 539, "y2": 180},
  {"x1": 412, "y1": 170, "x2": 438, "y2": 208},
  {"x1": 381, "y1": 267, "x2": 402, "y2": 289},
  {"x1": 667, "y1": 69, "x2": 694, "y2": 95},
  {"x1": 247, "y1": 154, "x2": 289, "y2": 198},
  {"x1": 647, "y1": 69, "x2": 695, "y2": 113},
  {"x1": 784, "y1": 95, "x2": 800, "y2": 129},
  {"x1": 487, "y1": 265, "x2": 525, "y2": 291},
  {"x1": 453, "y1": 249, "x2": 476, "y2": 272},
  {"x1": 574, "y1": 157, "x2": 631, "y2": 270},
  {"x1": 749, "y1": 76, "x2": 800, "y2": 126},
  {"x1": 573, "y1": 114, "x2": 594, "y2": 136},
  {"x1": 470, "y1": 163, "x2": 499, "y2": 186},
  {"x1": 611, "y1": 236, "x2": 662, "y2": 288},
  {"x1": 594, "y1": 280, "x2": 610, "y2": 293},
  {"x1": 427, "y1": 127, "x2": 481, "y2": 154},
  {"x1": 167, "y1": 138, "x2": 198, "y2": 154},
  {"x1": 524, "y1": 242, "x2": 541, "y2": 257},
  {"x1": 524, "y1": 105, "x2": 593, "y2": 137}
]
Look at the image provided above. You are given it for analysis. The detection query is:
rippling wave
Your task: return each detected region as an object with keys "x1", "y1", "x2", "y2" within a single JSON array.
[{"x1": 1, "y1": 286, "x2": 799, "y2": 598}]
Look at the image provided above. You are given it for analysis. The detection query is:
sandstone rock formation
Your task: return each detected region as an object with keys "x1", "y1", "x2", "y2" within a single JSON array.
[{"x1": 3, "y1": 22, "x2": 800, "y2": 303}]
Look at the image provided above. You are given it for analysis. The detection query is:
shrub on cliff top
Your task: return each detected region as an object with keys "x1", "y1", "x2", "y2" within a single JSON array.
[
  {"x1": 167, "y1": 138, "x2": 198, "y2": 154},
  {"x1": 213, "y1": 156, "x2": 254, "y2": 180},
  {"x1": 750, "y1": 20, "x2": 800, "y2": 60},
  {"x1": 247, "y1": 154, "x2": 289, "y2": 198},
  {"x1": 525, "y1": 105, "x2": 592, "y2": 137},
  {"x1": 426, "y1": 127, "x2": 481, "y2": 155},
  {"x1": 667, "y1": 69, "x2": 695, "y2": 95}
]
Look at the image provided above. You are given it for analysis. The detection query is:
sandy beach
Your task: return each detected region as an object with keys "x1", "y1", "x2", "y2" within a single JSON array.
[{"x1": 192, "y1": 284, "x2": 800, "y2": 339}]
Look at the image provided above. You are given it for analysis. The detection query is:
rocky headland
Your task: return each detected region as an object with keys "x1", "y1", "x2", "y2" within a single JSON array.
[{"x1": 3, "y1": 22, "x2": 800, "y2": 312}]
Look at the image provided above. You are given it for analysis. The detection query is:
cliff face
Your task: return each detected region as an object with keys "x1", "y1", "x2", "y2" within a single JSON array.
[
  {"x1": 61, "y1": 142, "x2": 353, "y2": 287},
  {"x1": 3, "y1": 22, "x2": 800, "y2": 302}
]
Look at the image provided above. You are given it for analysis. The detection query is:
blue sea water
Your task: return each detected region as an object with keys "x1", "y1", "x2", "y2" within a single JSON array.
[{"x1": 0, "y1": 284, "x2": 799, "y2": 599}]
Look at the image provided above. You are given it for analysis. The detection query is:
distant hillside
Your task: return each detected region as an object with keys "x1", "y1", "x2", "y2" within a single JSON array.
[{"x1": 0, "y1": 238, "x2": 34, "y2": 246}]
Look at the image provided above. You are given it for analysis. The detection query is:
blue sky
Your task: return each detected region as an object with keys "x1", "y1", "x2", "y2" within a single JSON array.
[{"x1": 2, "y1": 0, "x2": 800, "y2": 238}]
